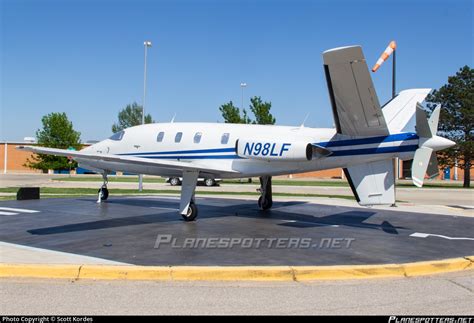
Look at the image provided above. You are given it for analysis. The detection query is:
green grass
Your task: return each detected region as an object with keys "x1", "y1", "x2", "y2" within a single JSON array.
[
  {"x1": 224, "y1": 179, "x2": 349, "y2": 187},
  {"x1": 396, "y1": 182, "x2": 471, "y2": 189},
  {"x1": 0, "y1": 187, "x2": 355, "y2": 200},
  {"x1": 50, "y1": 176, "x2": 471, "y2": 188},
  {"x1": 51, "y1": 176, "x2": 166, "y2": 183}
]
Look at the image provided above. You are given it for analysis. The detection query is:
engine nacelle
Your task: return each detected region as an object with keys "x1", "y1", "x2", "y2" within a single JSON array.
[{"x1": 236, "y1": 139, "x2": 313, "y2": 162}]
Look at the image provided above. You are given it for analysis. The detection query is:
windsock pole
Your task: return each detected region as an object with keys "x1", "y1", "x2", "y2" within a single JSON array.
[
  {"x1": 392, "y1": 48, "x2": 396, "y2": 98},
  {"x1": 372, "y1": 40, "x2": 398, "y2": 204}
]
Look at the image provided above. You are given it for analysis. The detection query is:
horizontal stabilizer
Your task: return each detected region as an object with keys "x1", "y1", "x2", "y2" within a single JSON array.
[{"x1": 382, "y1": 88, "x2": 431, "y2": 133}]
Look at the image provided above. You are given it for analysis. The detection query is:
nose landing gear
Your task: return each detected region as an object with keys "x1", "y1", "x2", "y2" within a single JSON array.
[
  {"x1": 257, "y1": 176, "x2": 273, "y2": 211},
  {"x1": 97, "y1": 173, "x2": 109, "y2": 203}
]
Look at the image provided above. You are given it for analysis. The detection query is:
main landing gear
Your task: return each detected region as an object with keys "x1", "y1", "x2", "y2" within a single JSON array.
[
  {"x1": 257, "y1": 176, "x2": 273, "y2": 211},
  {"x1": 182, "y1": 200, "x2": 198, "y2": 221},
  {"x1": 97, "y1": 173, "x2": 109, "y2": 203},
  {"x1": 179, "y1": 171, "x2": 199, "y2": 222}
]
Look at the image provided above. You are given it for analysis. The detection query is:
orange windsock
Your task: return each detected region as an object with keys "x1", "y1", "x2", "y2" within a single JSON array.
[{"x1": 372, "y1": 41, "x2": 396, "y2": 72}]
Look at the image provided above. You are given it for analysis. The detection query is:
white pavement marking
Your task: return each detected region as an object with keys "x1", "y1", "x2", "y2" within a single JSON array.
[
  {"x1": 0, "y1": 211, "x2": 17, "y2": 216},
  {"x1": 0, "y1": 207, "x2": 40, "y2": 213},
  {"x1": 410, "y1": 232, "x2": 474, "y2": 241},
  {"x1": 0, "y1": 241, "x2": 131, "y2": 265}
]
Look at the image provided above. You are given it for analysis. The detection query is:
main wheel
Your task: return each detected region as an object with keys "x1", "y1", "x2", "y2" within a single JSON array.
[
  {"x1": 181, "y1": 202, "x2": 198, "y2": 221},
  {"x1": 169, "y1": 177, "x2": 181, "y2": 186},
  {"x1": 204, "y1": 178, "x2": 215, "y2": 187},
  {"x1": 98, "y1": 187, "x2": 109, "y2": 201},
  {"x1": 258, "y1": 196, "x2": 272, "y2": 210}
]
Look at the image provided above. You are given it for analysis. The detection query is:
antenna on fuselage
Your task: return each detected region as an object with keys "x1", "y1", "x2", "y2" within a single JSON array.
[
  {"x1": 299, "y1": 113, "x2": 310, "y2": 128},
  {"x1": 170, "y1": 113, "x2": 177, "y2": 123}
]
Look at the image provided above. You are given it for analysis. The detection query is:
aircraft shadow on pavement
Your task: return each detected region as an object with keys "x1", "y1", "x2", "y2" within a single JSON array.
[{"x1": 26, "y1": 198, "x2": 403, "y2": 236}]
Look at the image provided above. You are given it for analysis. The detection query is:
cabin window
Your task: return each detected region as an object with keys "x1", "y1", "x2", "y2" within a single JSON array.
[
  {"x1": 109, "y1": 131, "x2": 124, "y2": 141},
  {"x1": 221, "y1": 133, "x2": 230, "y2": 144},
  {"x1": 194, "y1": 132, "x2": 202, "y2": 144},
  {"x1": 175, "y1": 132, "x2": 183, "y2": 143},
  {"x1": 156, "y1": 132, "x2": 165, "y2": 142}
]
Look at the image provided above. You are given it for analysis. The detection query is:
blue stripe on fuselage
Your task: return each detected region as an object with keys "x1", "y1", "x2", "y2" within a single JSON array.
[
  {"x1": 117, "y1": 133, "x2": 419, "y2": 159},
  {"x1": 142, "y1": 155, "x2": 240, "y2": 160},
  {"x1": 316, "y1": 132, "x2": 418, "y2": 148},
  {"x1": 329, "y1": 145, "x2": 418, "y2": 157},
  {"x1": 119, "y1": 147, "x2": 235, "y2": 156}
]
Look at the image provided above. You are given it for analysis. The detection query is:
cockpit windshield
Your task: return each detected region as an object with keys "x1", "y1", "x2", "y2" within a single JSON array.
[{"x1": 109, "y1": 131, "x2": 125, "y2": 141}]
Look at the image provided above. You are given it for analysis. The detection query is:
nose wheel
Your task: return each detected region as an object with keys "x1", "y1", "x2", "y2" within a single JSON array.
[
  {"x1": 98, "y1": 186, "x2": 109, "y2": 201},
  {"x1": 97, "y1": 173, "x2": 109, "y2": 203}
]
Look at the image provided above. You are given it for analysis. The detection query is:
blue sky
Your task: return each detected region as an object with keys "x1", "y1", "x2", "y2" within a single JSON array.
[{"x1": 1, "y1": 0, "x2": 472, "y2": 141}]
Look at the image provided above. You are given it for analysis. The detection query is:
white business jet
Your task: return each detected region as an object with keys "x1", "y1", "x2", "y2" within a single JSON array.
[{"x1": 18, "y1": 46, "x2": 455, "y2": 221}]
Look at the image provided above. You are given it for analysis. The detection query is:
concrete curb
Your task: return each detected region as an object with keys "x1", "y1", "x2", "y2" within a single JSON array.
[{"x1": 0, "y1": 257, "x2": 472, "y2": 281}]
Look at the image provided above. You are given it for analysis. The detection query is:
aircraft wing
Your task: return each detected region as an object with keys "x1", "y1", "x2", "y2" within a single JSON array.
[
  {"x1": 17, "y1": 146, "x2": 239, "y2": 175},
  {"x1": 323, "y1": 46, "x2": 389, "y2": 137}
]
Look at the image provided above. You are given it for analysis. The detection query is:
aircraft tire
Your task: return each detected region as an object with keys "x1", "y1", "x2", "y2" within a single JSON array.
[
  {"x1": 98, "y1": 187, "x2": 109, "y2": 201},
  {"x1": 182, "y1": 201, "x2": 198, "y2": 221},
  {"x1": 258, "y1": 196, "x2": 272, "y2": 211}
]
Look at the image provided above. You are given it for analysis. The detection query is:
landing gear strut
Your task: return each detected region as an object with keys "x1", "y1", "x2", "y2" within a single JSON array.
[
  {"x1": 97, "y1": 173, "x2": 109, "y2": 203},
  {"x1": 257, "y1": 176, "x2": 273, "y2": 211},
  {"x1": 179, "y1": 170, "x2": 199, "y2": 221}
]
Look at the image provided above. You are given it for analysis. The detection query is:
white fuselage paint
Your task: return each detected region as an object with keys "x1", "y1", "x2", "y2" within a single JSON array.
[{"x1": 79, "y1": 123, "x2": 419, "y2": 178}]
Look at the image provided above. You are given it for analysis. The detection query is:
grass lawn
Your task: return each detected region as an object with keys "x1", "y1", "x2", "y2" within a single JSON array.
[
  {"x1": 50, "y1": 176, "x2": 471, "y2": 189},
  {"x1": 0, "y1": 187, "x2": 355, "y2": 201}
]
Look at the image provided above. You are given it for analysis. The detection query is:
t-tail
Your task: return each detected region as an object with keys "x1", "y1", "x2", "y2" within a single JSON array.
[{"x1": 323, "y1": 46, "x2": 455, "y2": 206}]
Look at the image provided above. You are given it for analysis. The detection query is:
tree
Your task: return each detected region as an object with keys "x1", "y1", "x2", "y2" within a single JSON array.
[
  {"x1": 112, "y1": 102, "x2": 154, "y2": 133},
  {"x1": 425, "y1": 65, "x2": 473, "y2": 188},
  {"x1": 219, "y1": 101, "x2": 251, "y2": 124},
  {"x1": 249, "y1": 96, "x2": 275, "y2": 125},
  {"x1": 219, "y1": 96, "x2": 275, "y2": 125},
  {"x1": 26, "y1": 112, "x2": 81, "y2": 171}
]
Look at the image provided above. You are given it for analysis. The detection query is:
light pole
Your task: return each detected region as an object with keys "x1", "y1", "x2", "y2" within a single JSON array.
[
  {"x1": 240, "y1": 82, "x2": 247, "y2": 183},
  {"x1": 142, "y1": 41, "x2": 152, "y2": 124},
  {"x1": 240, "y1": 82, "x2": 247, "y2": 112},
  {"x1": 139, "y1": 40, "x2": 152, "y2": 192}
]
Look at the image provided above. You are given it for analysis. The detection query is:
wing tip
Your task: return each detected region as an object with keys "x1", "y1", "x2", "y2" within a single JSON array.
[{"x1": 412, "y1": 177, "x2": 424, "y2": 188}]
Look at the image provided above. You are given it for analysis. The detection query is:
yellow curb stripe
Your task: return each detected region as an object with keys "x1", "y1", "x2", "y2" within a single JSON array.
[
  {"x1": 79, "y1": 265, "x2": 171, "y2": 280},
  {"x1": 293, "y1": 264, "x2": 406, "y2": 281},
  {"x1": 402, "y1": 257, "x2": 473, "y2": 277},
  {"x1": 170, "y1": 266, "x2": 295, "y2": 281},
  {"x1": 0, "y1": 256, "x2": 472, "y2": 281}
]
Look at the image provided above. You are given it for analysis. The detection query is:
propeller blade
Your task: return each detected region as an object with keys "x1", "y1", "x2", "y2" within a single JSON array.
[
  {"x1": 411, "y1": 147, "x2": 433, "y2": 187},
  {"x1": 426, "y1": 153, "x2": 439, "y2": 179}
]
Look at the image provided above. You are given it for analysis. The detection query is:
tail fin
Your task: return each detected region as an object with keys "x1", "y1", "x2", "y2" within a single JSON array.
[
  {"x1": 382, "y1": 88, "x2": 431, "y2": 134},
  {"x1": 342, "y1": 89, "x2": 432, "y2": 205}
]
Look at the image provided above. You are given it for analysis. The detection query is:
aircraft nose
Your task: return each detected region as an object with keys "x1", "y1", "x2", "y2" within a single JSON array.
[{"x1": 423, "y1": 136, "x2": 456, "y2": 151}]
